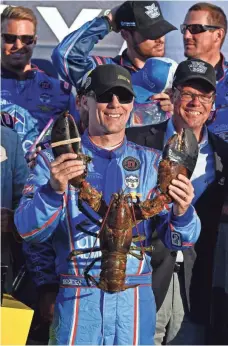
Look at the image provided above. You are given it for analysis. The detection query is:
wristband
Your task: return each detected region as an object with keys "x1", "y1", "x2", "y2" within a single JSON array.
[{"x1": 102, "y1": 15, "x2": 113, "y2": 32}]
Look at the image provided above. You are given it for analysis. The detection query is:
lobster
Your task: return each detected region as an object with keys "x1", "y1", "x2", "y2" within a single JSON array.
[{"x1": 51, "y1": 111, "x2": 198, "y2": 292}]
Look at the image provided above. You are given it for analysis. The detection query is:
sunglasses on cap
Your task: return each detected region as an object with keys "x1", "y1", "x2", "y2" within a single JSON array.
[
  {"x1": 1, "y1": 33, "x2": 35, "y2": 45},
  {"x1": 180, "y1": 24, "x2": 222, "y2": 35},
  {"x1": 88, "y1": 89, "x2": 134, "y2": 104}
]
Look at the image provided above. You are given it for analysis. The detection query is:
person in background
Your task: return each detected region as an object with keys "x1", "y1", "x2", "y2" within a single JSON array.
[
  {"x1": 52, "y1": 1, "x2": 176, "y2": 123},
  {"x1": 1, "y1": 126, "x2": 28, "y2": 293},
  {"x1": 15, "y1": 64, "x2": 200, "y2": 345},
  {"x1": 181, "y1": 2, "x2": 228, "y2": 141},
  {"x1": 1, "y1": 5, "x2": 79, "y2": 154},
  {"x1": 126, "y1": 59, "x2": 228, "y2": 344}
]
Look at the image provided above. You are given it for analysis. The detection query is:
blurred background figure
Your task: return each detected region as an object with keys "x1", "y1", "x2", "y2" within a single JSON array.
[{"x1": 1, "y1": 126, "x2": 28, "y2": 294}]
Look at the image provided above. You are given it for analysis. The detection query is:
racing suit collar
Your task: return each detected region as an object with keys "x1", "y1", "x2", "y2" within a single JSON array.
[
  {"x1": 115, "y1": 49, "x2": 139, "y2": 73},
  {"x1": 214, "y1": 53, "x2": 227, "y2": 82},
  {"x1": 1, "y1": 64, "x2": 39, "y2": 79},
  {"x1": 82, "y1": 130, "x2": 127, "y2": 158}
]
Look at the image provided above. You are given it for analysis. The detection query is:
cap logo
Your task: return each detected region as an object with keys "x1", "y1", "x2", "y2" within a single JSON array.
[
  {"x1": 188, "y1": 61, "x2": 207, "y2": 74},
  {"x1": 118, "y1": 75, "x2": 130, "y2": 84},
  {"x1": 120, "y1": 21, "x2": 136, "y2": 27},
  {"x1": 145, "y1": 4, "x2": 160, "y2": 19}
]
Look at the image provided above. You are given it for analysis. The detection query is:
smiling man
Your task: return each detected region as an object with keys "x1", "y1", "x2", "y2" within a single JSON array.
[
  {"x1": 1, "y1": 6, "x2": 78, "y2": 153},
  {"x1": 126, "y1": 59, "x2": 228, "y2": 344},
  {"x1": 15, "y1": 64, "x2": 200, "y2": 345},
  {"x1": 181, "y1": 2, "x2": 228, "y2": 141}
]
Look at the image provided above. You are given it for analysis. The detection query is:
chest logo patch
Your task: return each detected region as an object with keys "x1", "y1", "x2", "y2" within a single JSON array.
[
  {"x1": 125, "y1": 175, "x2": 140, "y2": 189},
  {"x1": 122, "y1": 156, "x2": 141, "y2": 171},
  {"x1": 39, "y1": 81, "x2": 53, "y2": 89}
]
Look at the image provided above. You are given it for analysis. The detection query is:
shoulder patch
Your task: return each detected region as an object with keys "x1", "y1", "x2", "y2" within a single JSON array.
[{"x1": 60, "y1": 80, "x2": 72, "y2": 94}]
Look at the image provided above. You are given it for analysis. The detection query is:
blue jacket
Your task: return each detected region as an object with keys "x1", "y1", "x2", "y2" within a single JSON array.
[
  {"x1": 1, "y1": 126, "x2": 28, "y2": 209},
  {"x1": 1, "y1": 66, "x2": 79, "y2": 154},
  {"x1": 52, "y1": 17, "x2": 139, "y2": 90},
  {"x1": 15, "y1": 132, "x2": 200, "y2": 268},
  {"x1": 14, "y1": 133, "x2": 200, "y2": 344}
]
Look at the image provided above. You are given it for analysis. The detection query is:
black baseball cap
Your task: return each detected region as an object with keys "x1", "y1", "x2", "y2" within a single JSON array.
[
  {"x1": 82, "y1": 64, "x2": 135, "y2": 96},
  {"x1": 173, "y1": 59, "x2": 216, "y2": 91},
  {"x1": 115, "y1": 1, "x2": 177, "y2": 40}
]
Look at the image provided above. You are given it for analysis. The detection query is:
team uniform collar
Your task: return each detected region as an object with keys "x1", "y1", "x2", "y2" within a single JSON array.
[
  {"x1": 82, "y1": 129, "x2": 127, "y2": 158},
  {"x1": 214, "y1": 53, "x2": 228, "y2": 82},
  {"x1": 115, "y1": 49, "x2": 139, "y2": 73},
  {"x1": 1, "y1": 64, "x2": 39, "y2": 79}
]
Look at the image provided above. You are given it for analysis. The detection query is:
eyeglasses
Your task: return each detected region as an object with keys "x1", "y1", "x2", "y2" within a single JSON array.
[
  {"x1": 87, "y1": 89, "x2": 134, "y2": 104},
  {"x1": 1, "y1": 33, "x2": 35, "y2": 45},
  {"x1": 180, "y1": 24, "x2": 222, "y2": 35},
  {"x1": 176, "y1": 88, "x2": 215, "y2": 104}
]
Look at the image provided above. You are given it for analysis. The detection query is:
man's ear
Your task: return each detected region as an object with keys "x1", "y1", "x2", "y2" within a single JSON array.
[
  {"x1": 120, "y1": 29, "x2": 132, "y2": 41},
  {"x1": 80, "y1": 95, "x2": 89, "y2": 111},
  {"x1": 170, "y1": 88, "x2": 175, "y2": 103}
]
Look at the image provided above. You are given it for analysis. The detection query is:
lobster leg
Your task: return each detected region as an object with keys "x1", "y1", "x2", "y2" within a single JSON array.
[
  {"x1": 84, "y1": 257, "x2": 102, "y2": 287},
  {"x1": 76, "y1": 225, "x2": 99, "y2": 238},
  {"x1": 132, "y1": 235, "x2": 146, "y2": 242},
  {"x1": 68, "y1": 247, "x2": 101, "y2": 261},
  {"x1": 130, "y1": 245, "x2": 154, "y2": 253},
  {"x1": 129, "y1": 250, "x2": 143, "y2": 260}
]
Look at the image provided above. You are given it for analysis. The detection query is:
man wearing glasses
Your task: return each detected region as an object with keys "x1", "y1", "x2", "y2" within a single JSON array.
[
  {"x1": 181, "y1": 2, "x2": 228, "y2": 142},
  {"x1": 126, "y1": 59, "x2": 228, "y2": 344},
  {"x1": 1, "y1": 6, "x2": 78, "y2": 154},
  {"x1": 15, "y1": 64, "x2": 200, "y2": 345}
]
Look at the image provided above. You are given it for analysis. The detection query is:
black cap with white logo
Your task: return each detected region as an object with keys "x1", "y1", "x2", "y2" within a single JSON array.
[
  {"x1": 82, "y1": 64, "x2": 135, "y2": 96},
  {"x1": 173, "y1": 59, "x2": 216, "y2": 91},
  {"x1": 115, "y1": 1, "x2": 177, "y2": 40}
]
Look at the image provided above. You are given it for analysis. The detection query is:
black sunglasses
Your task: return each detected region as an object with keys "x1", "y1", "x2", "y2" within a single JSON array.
[
  {"x1": 1, "y1": 33, "x2": 35, "y2": 45},
  {"x1": 180, "y1": 24, "x2": 222, "y2": 35},
  {"x1": 90, "y1": 88, "x2": 134, "y2": 104}
]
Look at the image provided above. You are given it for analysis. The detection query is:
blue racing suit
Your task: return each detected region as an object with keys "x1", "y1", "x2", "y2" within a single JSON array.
[
  {"x1": 207, "y1": 54, "x2": 228, "y2": 142},
  {"x1": 52, "y1": 17, "x2": 137, "y2": 89},
  {"x1": 15, "y1": 131, "x2": 200, "y2": 345},
  {"x1": 1, "y1": 65, "x2": 79, "y2": 154}
]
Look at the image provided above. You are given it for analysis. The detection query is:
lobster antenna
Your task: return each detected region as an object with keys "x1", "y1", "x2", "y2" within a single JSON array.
[{"x1": 130, "y1": 195, "x2": 151, "y2": 272}]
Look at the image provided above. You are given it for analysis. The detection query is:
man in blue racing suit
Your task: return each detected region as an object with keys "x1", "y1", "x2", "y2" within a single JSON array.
[
  {"x1": 15, "y1": 64, "x2": 200, "y2": 345},
  {"x1": 52, "y1": 1, "x2": 177, "y2": 118},
  {"x1": 1, "y1": 5, "x2": 79, "y2": 154}
]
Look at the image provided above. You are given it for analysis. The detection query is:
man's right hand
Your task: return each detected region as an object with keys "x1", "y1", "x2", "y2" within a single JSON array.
[
  {"x1": 106, "y1": 5, "x2": 121, "y2": 32},
  {"x1": 50, "y1": 153, "x2": 85, "y2": 194}
]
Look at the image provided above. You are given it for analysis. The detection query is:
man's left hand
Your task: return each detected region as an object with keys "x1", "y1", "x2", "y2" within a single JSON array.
[
  {"x1": 168, "y1": 174, "x2": 195, "y2": 216},
  {"x1": 152, "y1": 93, "x2": 174, "y2": 114}
]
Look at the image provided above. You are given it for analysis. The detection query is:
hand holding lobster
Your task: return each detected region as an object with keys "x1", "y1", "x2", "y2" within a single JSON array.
[
  {"x1": 50, "y1": 153, "x2": 86, "y2": 194},
  {"x1": 169, "y1": 174, "x2": 195, "y2": 216}
]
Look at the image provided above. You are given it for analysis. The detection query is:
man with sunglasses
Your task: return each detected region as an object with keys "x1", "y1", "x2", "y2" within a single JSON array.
[
  {"x1": 52, "y1": 1, "x2": 177, "y2": 122},
  {"x1": 126, "y1": 58, "x2": 228, "y2": 344},
  {"x1": 181, "y1": 2, "x2": 228, "y2": 142},
  {"x1": 15, "y1": 63, "x2": 200, "y2": 345},
  {"x1": 1, "y1": 5, "x2": 79, "y2": 154}
]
